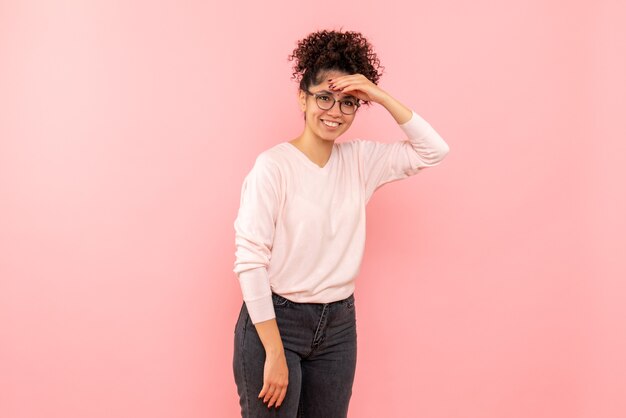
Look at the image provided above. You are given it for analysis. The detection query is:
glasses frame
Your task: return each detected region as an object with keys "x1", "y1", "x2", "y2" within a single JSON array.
[{"x1": 304, "y1": 89, "x2": 361, "y2": 115}]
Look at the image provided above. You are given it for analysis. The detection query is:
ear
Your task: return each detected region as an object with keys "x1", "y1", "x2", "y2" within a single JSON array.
[{"x1": 297, "y1": 89, "x2": 307, "y2": 112}]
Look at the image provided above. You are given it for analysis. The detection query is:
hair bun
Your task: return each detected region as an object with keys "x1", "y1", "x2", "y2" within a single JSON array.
[{"x1": 288, "y1": 29, "x2": 384, "y2": 103}]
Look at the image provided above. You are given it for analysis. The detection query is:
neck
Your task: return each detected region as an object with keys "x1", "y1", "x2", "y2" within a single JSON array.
[{"x1": 290, "y1": 126, "x2": 334, "y2": 167}]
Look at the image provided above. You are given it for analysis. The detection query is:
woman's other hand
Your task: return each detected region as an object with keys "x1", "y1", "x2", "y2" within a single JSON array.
[
  {"x1": 258, "y1": 348, "x2": 289, "y2": 408},
  {"x1": 254, "y1": 318, "x2": 289, "y2": 408}
]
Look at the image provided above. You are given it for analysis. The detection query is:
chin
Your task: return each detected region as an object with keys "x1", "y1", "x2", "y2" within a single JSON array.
[
  {"x1": 318, "y1": 125, "x2": 349, "y2": 141},
  {"x1": 319, "y1": 132, "x2": 342, "y2": 141}
]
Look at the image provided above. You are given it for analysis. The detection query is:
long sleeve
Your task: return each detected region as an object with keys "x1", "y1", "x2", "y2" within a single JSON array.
[
  {"x1": 233, "y1": 154, "x2": 281, "y2": 324},
  {"x1": 360, "y1": 110, "x2": 450, "y2": 202}
]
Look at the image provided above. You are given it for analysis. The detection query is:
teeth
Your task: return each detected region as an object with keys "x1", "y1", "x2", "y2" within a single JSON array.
[{"x1": 322, "y1": 120, "x2": 340, "y2": 127}]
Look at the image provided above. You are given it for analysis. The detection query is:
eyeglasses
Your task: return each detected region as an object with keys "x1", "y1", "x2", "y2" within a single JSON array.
[{"x1": 305, "y1": 90, "x2": 361, "y2": 115}]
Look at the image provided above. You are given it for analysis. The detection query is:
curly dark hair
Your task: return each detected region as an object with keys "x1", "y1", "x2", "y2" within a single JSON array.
[{"x1": 288, "y1": 29, "x2": 384, "y2": 106}]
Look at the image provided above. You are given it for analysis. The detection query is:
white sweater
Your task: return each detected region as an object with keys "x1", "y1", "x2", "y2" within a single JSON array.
[{"x1": 233, "y1": 110, "x2": 450, "y2": 323}]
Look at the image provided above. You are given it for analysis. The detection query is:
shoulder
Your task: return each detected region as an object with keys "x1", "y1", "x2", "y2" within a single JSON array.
[
  {"x1": 248, "y1": 143, "x2": 290, "y2": 179},
  {"x1": 254, "y1": 142, "x2": 295, "y2": 170},
  {"x1": 336, "y1": 139, "x2": 360, "y2": 151},
  {"x1": 336, "y1": 138, "x2": 377, "y2": 156}
]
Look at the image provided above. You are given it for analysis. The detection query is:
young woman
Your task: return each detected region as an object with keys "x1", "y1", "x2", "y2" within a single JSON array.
[{"x1": 232, "y1": 29, "x2": 450, "y2": 417}]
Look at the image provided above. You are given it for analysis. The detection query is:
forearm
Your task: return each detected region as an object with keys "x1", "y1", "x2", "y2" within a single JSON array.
[
  {"x1": 254, "y1": 318, "x2": 285, "y2": 354},
  {"x1": 379, "y1": 91, "x2": 413, "y2": 125}
]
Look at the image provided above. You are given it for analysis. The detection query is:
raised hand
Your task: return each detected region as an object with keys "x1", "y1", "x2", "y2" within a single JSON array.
[
  {"x1": 329, "y1": 73, "x2": 412, "y2": 124},
  {"x1": 328, "y1": 73, "x2": 390, "y2": 104}
]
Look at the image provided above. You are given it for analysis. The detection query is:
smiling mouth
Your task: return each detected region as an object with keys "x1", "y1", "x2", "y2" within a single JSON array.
[{"x1": 321, "y1": 119, "x2": 341, "y2": 127}]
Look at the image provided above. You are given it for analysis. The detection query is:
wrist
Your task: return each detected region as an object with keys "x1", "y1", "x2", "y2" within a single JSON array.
[
  {"x1": 379, "y1": 93, "x2": 412, "y2": 124},
  {"x1": 264, "y1": 344, "x2": 285, "y2": 357},
  {"x1": 376, "y1": 90, "x2": 394, "y2": 107}
]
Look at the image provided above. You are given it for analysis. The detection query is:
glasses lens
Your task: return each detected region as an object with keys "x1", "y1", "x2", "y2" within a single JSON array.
[
  {"x1": 315, "y1": 94, "x2": 334, "y2": 110},
  {"x1": 340, "y1": 99, "x2": 358, "y2": 115}
]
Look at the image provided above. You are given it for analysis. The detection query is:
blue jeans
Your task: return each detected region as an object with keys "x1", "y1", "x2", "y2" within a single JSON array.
[{"x1": 233, "y1": 292, "x2": 358, "y2": 417}]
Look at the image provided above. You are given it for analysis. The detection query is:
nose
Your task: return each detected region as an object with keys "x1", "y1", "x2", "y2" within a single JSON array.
[{"x1": 326, "y1": 100, "x2": 343, "y2": 117}]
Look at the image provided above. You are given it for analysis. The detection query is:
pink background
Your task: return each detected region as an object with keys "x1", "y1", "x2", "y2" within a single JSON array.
[{"x1": 1, "y1": 1, "x2": 624, "y2": 417}]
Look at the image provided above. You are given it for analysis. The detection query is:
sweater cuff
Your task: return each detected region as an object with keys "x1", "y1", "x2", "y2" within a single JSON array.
[
  {"x1": 245, "y1": 294, "x2": 276, "y2": 324},
  {"x1": 237, "y1": 268, "x2": 276, "y2": 324},
  {"x1": 398, "y1": 110, "x2": 435, "y2": 138}
]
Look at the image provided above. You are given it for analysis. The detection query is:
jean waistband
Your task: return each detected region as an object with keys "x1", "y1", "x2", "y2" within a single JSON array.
[{"x1": 271, "y1": 292, "x2": 354, "y2": 306}]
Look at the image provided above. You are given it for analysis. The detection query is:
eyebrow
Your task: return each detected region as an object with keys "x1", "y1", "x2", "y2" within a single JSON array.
[{"x1": 315, "y1": 90, "x2": 358, "y2": 100}]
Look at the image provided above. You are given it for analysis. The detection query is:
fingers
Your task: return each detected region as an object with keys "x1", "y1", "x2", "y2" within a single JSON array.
[
  {"x1": 258, "y1": 382, "x2": 268, "y2": 399},
  {"x1": 258, "y1": 383, "x2": 276, "y2": 402},
  {"x1": 329, "y1": 82, "x2": 366, "y2": 100},
  {"x1": 259, "y1": 382, "x2": 288, "y2": 409},
  {"x1": 258, "y1": 351, "x2": 289, "y2": 408},
  {"x1": 329, "y1": 73, "x2": 367, "y2": 84},
  {"x1": 329, "y1": 74, "x2": 387, "y2": 104},
  {"x1": 267, "y1": 387, "x2": 280, "y2": 408},
  {"x1": 274, "y1": 386, "x2": 288, "y2": 408},
  {"x1": 329, "y1": 74, "x2": 367, "y2": 88},
  {"x1": 329, "y1": 78, "x2": 364, "y2": 92},
  {"x1": 261, "y1": 384, "x2": 275, "y2": 403},
  {"x1": 328, "y1": 75, "x2": 377, "y2": 101},
  {"x1": 267, "y1": 384, "x2": 287, "y2": 408}
]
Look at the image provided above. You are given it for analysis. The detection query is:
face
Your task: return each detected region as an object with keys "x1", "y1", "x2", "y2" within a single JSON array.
[{"x1": 298, "y1": 69, "x2": 358, "y2": 143}]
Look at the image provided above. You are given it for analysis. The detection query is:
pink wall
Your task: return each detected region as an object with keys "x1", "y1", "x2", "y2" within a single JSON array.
[{"x1": 1, "y1": 1, "x2": 624, "y2": 417}]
